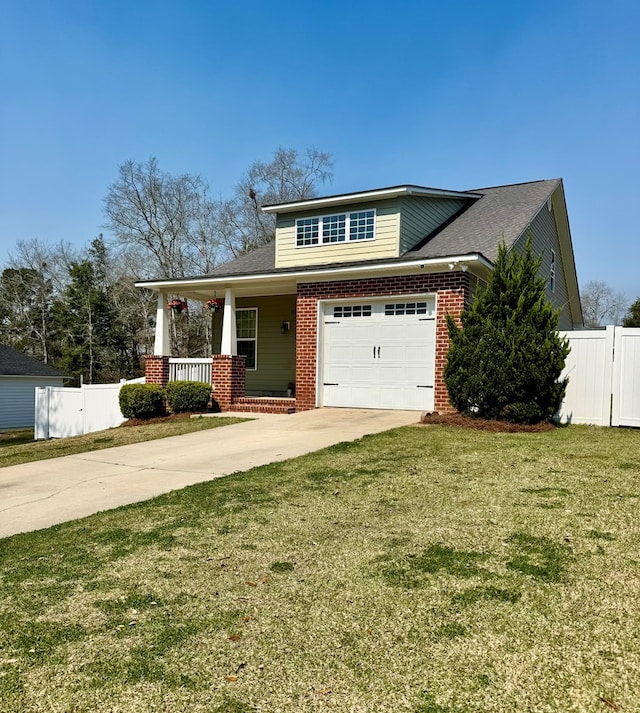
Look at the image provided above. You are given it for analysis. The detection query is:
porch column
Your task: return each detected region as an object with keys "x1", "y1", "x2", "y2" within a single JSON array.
[
  {"x1": 153, "y1": 292, "x2": 171, "y2": 356},
  {"x1": 220, "y1": 287, "x2": 237, "y2": 355}
]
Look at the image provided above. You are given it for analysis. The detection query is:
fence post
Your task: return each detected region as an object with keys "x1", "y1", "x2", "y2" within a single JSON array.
[
  {"x1": 34, "y1": 386, "x2": 50, "y2": 440},
  {"x1": 603, "y1": 326, "x2": 616, "y2": 427}
]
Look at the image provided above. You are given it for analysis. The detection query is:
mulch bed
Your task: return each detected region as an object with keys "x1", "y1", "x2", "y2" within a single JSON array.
[
  {"x1": 121, "y1": 413, "x2": 201, "y2": 427},
  {"x1": 419, "y1": 412, "x2": 556, "y2": 433}
]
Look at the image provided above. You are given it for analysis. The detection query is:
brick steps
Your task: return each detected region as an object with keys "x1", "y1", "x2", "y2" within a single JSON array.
[{"x1": 231, "y1": 397, "x2": 296, "y2": 414}]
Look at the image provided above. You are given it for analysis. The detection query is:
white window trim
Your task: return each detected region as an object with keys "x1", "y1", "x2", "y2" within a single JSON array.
[
  {"x1": 295, "y1": 209, "x2": 376, "y2": 248},
  {"x1": 550, "y1": 250, "x2": 556, "y2": 293},
  {"x1": 236, "y1": 307, "x2": 258, "y2": 371}
]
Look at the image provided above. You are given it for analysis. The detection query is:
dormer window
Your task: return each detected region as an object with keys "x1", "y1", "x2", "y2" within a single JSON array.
[{"x1": 296, "y1": 209, "x2": 376, "y2": 247}]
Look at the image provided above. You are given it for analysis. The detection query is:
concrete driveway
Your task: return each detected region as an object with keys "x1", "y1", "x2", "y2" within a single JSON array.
[{"x1": 0, "y1": 408, "x2": 419, "y2": 538}]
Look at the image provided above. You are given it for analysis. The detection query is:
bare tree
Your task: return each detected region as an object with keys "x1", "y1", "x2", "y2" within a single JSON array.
[
  {"x1": 0, "y1": 239, "x2": 77, "y2": 362},
  {"x1": 104, "y1": 157, "x2": 226, "y2": 279},
  {"x1": 219, "y1": 147, "x2": 333, "y2": 256},
  {"x1": 581, "y1": 280, "x2": 627, "y2": 327}
]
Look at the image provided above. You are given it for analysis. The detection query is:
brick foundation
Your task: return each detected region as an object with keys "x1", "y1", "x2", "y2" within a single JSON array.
[
  {"x1": 296, "y1": 273, "x2": 469, "y2": 413},
  {"x1": 144, "y1": 355, "x2": 170, "y2": 388},
  {"x1": 212, "y1": 354, "x2": 246, "y2": 411}
]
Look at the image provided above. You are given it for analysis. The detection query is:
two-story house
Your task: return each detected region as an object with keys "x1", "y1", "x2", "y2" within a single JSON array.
[{"x1": 137, "y1": 178, "x2": 582, "y2": 414}]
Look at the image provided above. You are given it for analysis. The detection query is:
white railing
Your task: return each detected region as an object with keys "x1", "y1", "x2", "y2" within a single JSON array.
[{"x1": 169, "y1": 358, "x2": 213, "y2": 384}]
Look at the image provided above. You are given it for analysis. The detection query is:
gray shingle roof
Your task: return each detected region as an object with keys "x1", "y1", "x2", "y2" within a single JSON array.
[
  {"x1": 0, "y1": 344, "x2": 66, "y2": 378},
  {"x1": 208, "y1": 242, "x2": 276, "y2": 277},
  {"x1": 406, "y1": 179, "x2": 560, "y2": 263},
  {"x1": 203, "y1": 179, "x2": 561, "y2": 277}
]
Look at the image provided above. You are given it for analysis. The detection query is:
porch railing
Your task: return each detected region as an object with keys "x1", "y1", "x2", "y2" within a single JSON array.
[{"x1": 169, "y1": 358, "x2": 213, "y2": 384}]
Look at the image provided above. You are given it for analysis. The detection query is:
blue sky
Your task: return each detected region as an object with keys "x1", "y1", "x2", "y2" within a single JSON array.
[{"x1": 1, "y1": 0, "x2": 638, "y2": 300}]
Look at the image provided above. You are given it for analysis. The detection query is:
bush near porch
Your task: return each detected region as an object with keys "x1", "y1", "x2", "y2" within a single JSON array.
[
  {"x1": 1, "y1": 423, "x2": 638, "y2": 712},
  {"x1": 164, "y1": 381, "x2": 212, "y2": 413}
]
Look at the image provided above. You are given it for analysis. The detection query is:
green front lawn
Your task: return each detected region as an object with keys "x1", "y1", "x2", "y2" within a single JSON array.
[{"x1": 1, "y1": 424, "x2": 638, "y2": 712}]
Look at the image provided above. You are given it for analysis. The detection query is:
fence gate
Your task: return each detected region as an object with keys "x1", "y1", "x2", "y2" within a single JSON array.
[
  {"x1": 558, "y1": 327, "x2": 640, "y2": 427},
  {"x1": 611, "y1": 327, "x2": 640, "y2": 427},
  {"x1": 35, "y1": 378, "x2": 143, "y2": 439}
]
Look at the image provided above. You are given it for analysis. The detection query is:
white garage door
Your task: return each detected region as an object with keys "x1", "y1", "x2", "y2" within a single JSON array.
[{"x1": 321, "y1": 297, "x2": 436, "y2": 410}]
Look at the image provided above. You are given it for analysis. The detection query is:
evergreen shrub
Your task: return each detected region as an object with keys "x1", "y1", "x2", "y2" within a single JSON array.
[
  {"x1": 444, "y1": 239, "x2": 570, "y2": 424},
  {"x1": 165, "y1": 380, "x2": 212, "y2": 413},
  {"x1": 119, "y1": 383, "x2": 165, "y2": 419}
]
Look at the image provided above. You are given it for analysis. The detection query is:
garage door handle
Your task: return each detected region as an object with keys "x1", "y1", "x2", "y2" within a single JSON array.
[
  {"x1": 417, "y1": 385, "x2": 434, "y2": 388},
  {"x1": 323, "y1": 383, "x2": 339, "y2": 386}
]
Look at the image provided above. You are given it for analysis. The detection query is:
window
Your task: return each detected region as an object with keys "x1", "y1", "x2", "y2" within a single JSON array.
[
  {"x1": 296, "y1": 218, "x2": 319, "y2": 247},
  {"x1": 384, "y1": 302, "x2": 429, "y2": 316},
  {"x1": 322, "y1": 213, "x2": 346, "y2": 243},
  {"x1": 236, "y1": 308, "x2": 257, "y2": 370},
  {"x1": 550, "y1": 250, "x2": 556, "y2": 293},
  {"x1": 296, "y1": 209, "x2": 375, "y2": 247},
  {"x1": 349, "y1": 210, "x2": 375, "y2": 241},
  {"x1": 333, "y1": 304, "x2": 372, "y2": 318}
]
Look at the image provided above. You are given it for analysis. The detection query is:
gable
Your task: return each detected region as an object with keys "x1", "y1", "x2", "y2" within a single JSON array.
[{"x1": 273, "y1": 193, "x2": 473, "y2": 269}]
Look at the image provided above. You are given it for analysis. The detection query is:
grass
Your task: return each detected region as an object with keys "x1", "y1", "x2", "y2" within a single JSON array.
[
  {"x1": 0, "y1": 416, "x2": 246, "y2": 468},
  {"x1": 0, "y1": 423, "x2": 639, "y2": 711}
]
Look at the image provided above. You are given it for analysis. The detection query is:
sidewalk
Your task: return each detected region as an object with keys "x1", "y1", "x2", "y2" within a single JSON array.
[{"x1": 0, "y1": 408, "x2": 419, "y2": 538}]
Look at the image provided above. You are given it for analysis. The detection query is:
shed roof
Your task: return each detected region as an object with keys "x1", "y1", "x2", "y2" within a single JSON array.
[{"x1": 0, "y1": 344, "x2": 67, "y2": 378}]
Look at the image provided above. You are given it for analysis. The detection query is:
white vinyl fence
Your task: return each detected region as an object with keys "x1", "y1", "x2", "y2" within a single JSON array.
[
  {"x1": 35, "y1": 378, "x2": 145, "y2": 439},
  {"x1": 558, "y1": 327, "x2": 640, "y2": 427}
]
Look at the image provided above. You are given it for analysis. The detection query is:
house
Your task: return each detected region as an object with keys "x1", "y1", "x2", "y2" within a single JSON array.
[
  {"x1": 0, "y1": 345, "x2": 67, "y2": 429},
  {"x1": 136, "y1": 179, "x2": 582, "y2": 414}
]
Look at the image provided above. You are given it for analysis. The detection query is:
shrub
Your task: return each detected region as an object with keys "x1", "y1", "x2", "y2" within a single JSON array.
[
  {"x1": 119, "y1": 383, "x2": 165, "y2": 420},
  {"x1": 165, "y1": 381, "x2": 212, "y2": 413},
  {"x1": 444, "y1": 238, "x2": 570, "y2": 424}
]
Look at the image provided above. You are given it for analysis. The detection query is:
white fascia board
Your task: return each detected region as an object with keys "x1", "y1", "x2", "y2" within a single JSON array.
[
  {"x1": 261, "y1": 186, "x2": 480, "y2": 214},
  {"x1": 135, "y1": 254, "x2": 492, "y2": 293}
]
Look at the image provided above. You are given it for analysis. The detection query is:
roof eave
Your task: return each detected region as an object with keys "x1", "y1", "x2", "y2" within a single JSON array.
[
  {"x1": 262, "y1": 185, "x2": 481, "y2": 214},
  {"x1": 135, "y1": 254, "x2": 492, "y2": 299}
]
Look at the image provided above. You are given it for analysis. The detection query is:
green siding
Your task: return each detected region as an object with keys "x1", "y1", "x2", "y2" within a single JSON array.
[
  {"x1": 398, "y1": 196, "x2": 468, "y2": 253},
  {"x1": 512, "y1": 203, "x2": 573, "y2": 330},
  {"x1": 213, "y1": 295, "x2": 296, "y2": 395}
]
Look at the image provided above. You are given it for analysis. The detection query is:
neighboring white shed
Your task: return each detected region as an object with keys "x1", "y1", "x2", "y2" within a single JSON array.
[{"x1": 0, "y1": 345, "x2": 67, "y2": 429}]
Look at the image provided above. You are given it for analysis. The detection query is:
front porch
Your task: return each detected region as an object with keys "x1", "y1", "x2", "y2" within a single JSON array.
[{"x1": 145, "y1": 289, "x2": 298, "y2": 414}]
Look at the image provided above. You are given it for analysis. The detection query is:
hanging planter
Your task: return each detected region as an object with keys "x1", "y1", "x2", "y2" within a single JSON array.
[
  {"x1": 167, "y1": 298, "x2": 188, "y2": 314},
  {"x1": 206, "y1": 298, "x2": 221, "y2": 313}
]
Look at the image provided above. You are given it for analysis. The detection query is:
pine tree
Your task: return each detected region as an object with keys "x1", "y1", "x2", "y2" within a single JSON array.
[
  {"x1": 622, "y1": 297, "x2": 640, "y2": 327},
  {"x1": 444, "y1": 239, "x2": 570, "y2": 424}
]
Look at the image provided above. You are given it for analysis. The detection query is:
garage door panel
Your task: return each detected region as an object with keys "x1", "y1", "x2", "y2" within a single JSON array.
[
  {"x1": 322, "y1": 297, "x2": 436, "y2": 411},
  {"x1": 322, "y1": 385, "x2": 351, "y2": 407}
]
